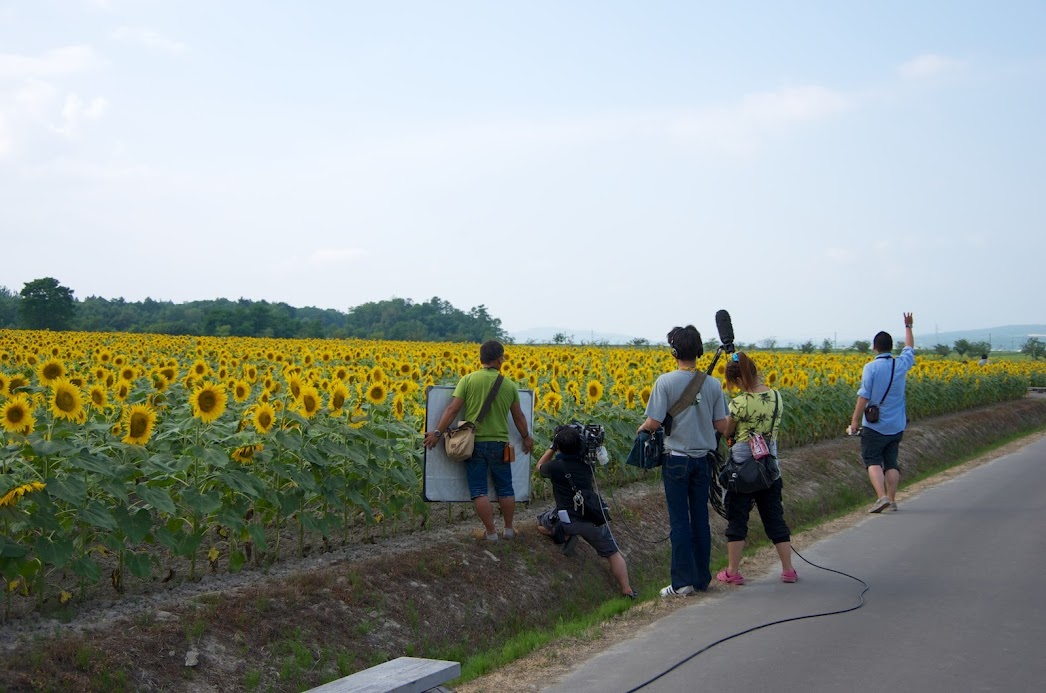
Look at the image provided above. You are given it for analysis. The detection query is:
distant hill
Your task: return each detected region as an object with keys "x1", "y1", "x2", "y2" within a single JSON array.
[
  {"x1": 508, "y1": 324, "x2": 1046, "y2": 350},
  {"x1": 508, "y1": 327, "x2": 647, "y2": 345},
  {"x1": 922, "y1": 325, "x2": 1046, "y2": 352}
]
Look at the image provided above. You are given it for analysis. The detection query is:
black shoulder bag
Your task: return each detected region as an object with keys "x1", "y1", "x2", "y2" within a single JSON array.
[
  {"x1": 864, "y1": 358, "x2": 894, "y2": 424},
  {"x1": 718, "y1": 390, "x2": 782, "y2": 495}
]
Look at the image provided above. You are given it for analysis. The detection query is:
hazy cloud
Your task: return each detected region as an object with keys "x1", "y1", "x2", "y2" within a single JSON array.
[
  {"x1": 111, "y1": 27, "x2": 187, "y2": 55},
  {"x1": 309, "y1": 248, "x2": 369, "y2": 266},
  {"x1": 0, "y1": 45, "x2": 105, "y2": 79},
  {"x1": 52, "y1": 93, "x2": 108, "y2": 137},
  {"x1": 898, "y1": 53, "x2": 963, "y2": 79}
]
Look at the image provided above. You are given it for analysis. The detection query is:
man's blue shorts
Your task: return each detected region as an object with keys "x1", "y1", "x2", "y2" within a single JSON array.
[{"x1": 466, "y1": 441, "x2": 514, "y2": 499}]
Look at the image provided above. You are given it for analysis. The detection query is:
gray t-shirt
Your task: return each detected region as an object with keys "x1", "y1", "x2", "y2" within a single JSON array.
[{"x1": 645, "y1": 370, "x2": 726, "y2": 457}]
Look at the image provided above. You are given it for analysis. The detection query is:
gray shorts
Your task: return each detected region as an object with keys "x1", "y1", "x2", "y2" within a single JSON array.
[
  {"x1": 537, "y1": 509, "x2": 619, "y2": 558},
  {"x1": 861, "y1": 428, "x2": 904, "y2": 472}
]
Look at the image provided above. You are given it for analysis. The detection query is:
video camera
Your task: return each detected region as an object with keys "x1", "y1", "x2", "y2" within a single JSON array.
[{"x1": 557, "y1": 421, "x2": 607, "y2": 465}]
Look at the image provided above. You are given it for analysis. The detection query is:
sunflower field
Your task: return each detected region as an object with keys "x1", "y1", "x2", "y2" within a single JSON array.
[{"x1": 1, "y1": 329, "x2": 1042, "y2": 616}]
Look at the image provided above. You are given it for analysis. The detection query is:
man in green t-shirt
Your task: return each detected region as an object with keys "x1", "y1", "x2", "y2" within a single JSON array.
[{"x1": 424, "y1": 341, "x2": 534, "y2": 540}]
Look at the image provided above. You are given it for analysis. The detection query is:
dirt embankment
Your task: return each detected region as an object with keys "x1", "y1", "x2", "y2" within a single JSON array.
[{"x1": 2, "y1": 397, "x2": 1045, "y2": 693}]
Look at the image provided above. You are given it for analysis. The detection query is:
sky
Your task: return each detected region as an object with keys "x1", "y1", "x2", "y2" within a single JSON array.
[{"x1": 1, "y1": 1, "x2": 1043, "y2": 345}]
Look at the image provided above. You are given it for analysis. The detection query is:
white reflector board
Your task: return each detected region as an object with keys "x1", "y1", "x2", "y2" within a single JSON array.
[{"x1": 423, "y1": 386, "x2": 533, "y2": 502}]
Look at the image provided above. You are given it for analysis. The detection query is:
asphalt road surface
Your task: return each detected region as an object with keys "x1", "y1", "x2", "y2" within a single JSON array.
[{"x1": 544, "y1": 435, "x2": 1046, "y2": 693}]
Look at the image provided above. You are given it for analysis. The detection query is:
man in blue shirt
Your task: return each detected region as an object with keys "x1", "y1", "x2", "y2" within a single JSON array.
[{"x1": 850, "y1": 313, "x2": 915, "y2": 513}]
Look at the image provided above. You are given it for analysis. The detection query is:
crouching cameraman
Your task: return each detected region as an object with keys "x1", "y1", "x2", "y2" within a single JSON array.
[{"x1": 535, "y1": 425, "x2": 638, "y2": 599}]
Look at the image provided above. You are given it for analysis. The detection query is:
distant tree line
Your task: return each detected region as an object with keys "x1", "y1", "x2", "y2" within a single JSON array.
[{"x1": 0, "y1": 278, "x2": 506, "y2": 342}]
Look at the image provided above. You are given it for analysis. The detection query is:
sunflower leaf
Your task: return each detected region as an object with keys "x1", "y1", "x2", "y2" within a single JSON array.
[
  {"x1": 125, "y1": 551, "x2": 153, "y2": 579},
  {"x1": 78, "y1": 501, "x2": 118, "y2": 531},
  {"x1": 135, "y1": 484, "x2": 177, "y2": 516},
  {"x1": 69, "y1": 556, "x2": 101, "y2": 584}
]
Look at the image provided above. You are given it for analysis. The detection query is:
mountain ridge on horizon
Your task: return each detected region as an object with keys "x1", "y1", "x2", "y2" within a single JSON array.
[{"x1": 508, "y1": 324, "x2": 1046, "y2": 350}]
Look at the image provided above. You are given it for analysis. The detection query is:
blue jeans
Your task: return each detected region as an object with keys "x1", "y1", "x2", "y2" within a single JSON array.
[
  {"x1": 466, "y1": 441, "x2": 514, "y2": 499},
  {"x1": 663, "y1": 453, "x2": 712, "y2": 591}
]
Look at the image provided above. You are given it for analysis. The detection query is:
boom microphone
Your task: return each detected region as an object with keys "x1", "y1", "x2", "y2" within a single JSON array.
[{"x1": 715, "y1": 309, "x2": 736, "y2": 353}]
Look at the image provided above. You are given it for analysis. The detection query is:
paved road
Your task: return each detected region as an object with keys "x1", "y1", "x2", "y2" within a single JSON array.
[{"x1": 544, "y1": 435, "x2": 1046, "y2": 692}]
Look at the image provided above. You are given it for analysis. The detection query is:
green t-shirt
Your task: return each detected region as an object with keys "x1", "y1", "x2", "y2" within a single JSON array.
[
  {"x1": 728, "y1": 389, "x2": 782, "y2": 443},
  {"x1": 452, "y1": 368, "x2": 520, "y2": 442}
]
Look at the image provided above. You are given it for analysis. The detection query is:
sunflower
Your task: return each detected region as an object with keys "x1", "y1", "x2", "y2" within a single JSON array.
[
  {"x1": 231, "y1": 443, "x2": 263, "y2": 464},
  {"x1": 113, "y1": 379, "x2": 132, "y2": 402},
  {"x1": 119, "y1": 365, "x2": 137, "y2": 382},
  {"x1": 286, "y1": 374, "x2": 304, "y2": 400},
  {"x1": 1, "y1": 395, "x2": 36, "y2": 434},
  {"x1": 190, "y1": 383, "x2": 227, "y2": 424},
  {"x1": 366, "y1": 382, "x2": 387, "y2": 405},
  {"x1": 329, "y1": 383, "x2": 349, "y2": 413},
  {"x1": 6, "y1": 375, "x2": 28, "y2": 395},
  {"x1": 191, "y1": 360, "x2": 209, "y2": 378},
  {"x1": 586, "y1": 380, "x2": 604, "y2": 404},
  {"x1": 348, "y1": 406, "x2": 367, "y2": 429},
  {"x1": 160, "y1": 366, "x2": 178, "y2": 382},
  {"x1": 0, "y1": 374, "x2": 7, "y2": 396},
  {"x1": 640, "y1": 386, "x2": 652, "y2": 407},
  {"x1": 252, "y1": 402, "x2": 276, "y2": 434},
  {"x1": 542, "y1": 391, "x2": 563, "y2": 416},
  {"x1": 232, "y1": 380, "x2": 251, "y2": 403},
  {"x1": 88, "y1": 384, "x2": 108, "y2": 409},
  {"x1": 49, "y1": 378, "x2": 85, "y2": 422},
  {"x1": 122, "y1": 403, "x2": 158, "y2": 445},
  {"x1": 37, "y1": 358, "x2": 66, "y2": 385},
  {"x1": 392, "y1": 393, "x2": 406, "y2": 420},
  {"x1": 297, "y1": 384, "x2": 321, "y2": 419},
  {"x1": 0, "y1": 481, "x2": 46, "y2": 508}
]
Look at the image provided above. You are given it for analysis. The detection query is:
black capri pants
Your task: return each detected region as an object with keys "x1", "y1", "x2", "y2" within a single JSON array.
[{"x1": 724, "y1": 477, "x2": 791, "y2": 544}]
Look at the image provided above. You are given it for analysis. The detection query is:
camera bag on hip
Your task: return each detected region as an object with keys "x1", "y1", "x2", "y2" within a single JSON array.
[
  {"x1": 863, "y1": 358, "x2": 895, "y2": 425},
  {"x1": 444, "y1": 375, "x2": 504, "y2": 462},
  {"x1": 626, "y1": 372, "x2": 707, "y2": 469}
]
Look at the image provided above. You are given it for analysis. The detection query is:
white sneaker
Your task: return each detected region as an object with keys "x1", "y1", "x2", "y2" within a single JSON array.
[
  {"x1": 660, "y1": 584, "x2": 695, "y2": 597},
  {"x1": 503, "y1": 528, "x2": 516, "y2": 540},
  {"x1": 889, "y1": 501, "x2": 899, "y2": 512},
  {"x1": 870, "y1": 497, "x2": 891, "y2": 514}
]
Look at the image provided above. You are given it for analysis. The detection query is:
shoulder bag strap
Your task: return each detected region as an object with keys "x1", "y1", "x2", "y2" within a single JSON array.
[
  {"x1": 877, "y1": 359, "x2": 896, "y2": 406},
  {"x1": 475, "y1": 374, "x2": 504, "y2": 424},
  {"x1": 668, "y1": 371, "x2": 707, "y2": 418},
  {"x1": 767, "y1": 390, "x2": 781, "y2": 440}
]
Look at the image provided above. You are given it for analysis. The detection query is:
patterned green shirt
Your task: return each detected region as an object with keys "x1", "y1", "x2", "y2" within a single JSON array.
[{"x1": 728, "y1": 389, "x2": 782, "y2": 443}]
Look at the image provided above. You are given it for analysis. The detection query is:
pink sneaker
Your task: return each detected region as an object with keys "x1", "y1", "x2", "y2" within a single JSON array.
[
  {"x1": 716, "y1": 569, "x2": 745, "y2": 585},
  {"x1": 781, "y1": 569, "x2": 798, "y2": 583}
]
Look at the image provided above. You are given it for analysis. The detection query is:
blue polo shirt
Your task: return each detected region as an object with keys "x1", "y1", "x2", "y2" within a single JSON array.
[{"x1": 857, "y1": 346, "x2": 916, "y2": 435}]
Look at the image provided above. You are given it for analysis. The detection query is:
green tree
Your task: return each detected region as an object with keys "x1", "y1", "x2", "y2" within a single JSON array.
[
  {"x1": 820, "y1": 338, "x2": 833, "y2": 354},
  {"x1": 852, "y1": 340, "x2": 871, "y2": 354},
  {"x1": 0, "y1": 285, "x2": 19, "y2": 328},
  {"x1": 953, "y1": 339, "x2": 971, "y2": 357},
  {"x1": 932, "y1": 343, "x2": 952, "y2": 357},
  {"x1": 19, "y1": 277, "x2": 75, "y2": 330},
  {"x1": 1022, "y1": 337, "x2": 1045, "y2": 360},
  {"x1": 968, "y1": 341, "x2": 991, "y2": 359},
  {"x1": 799, "y1": 340, "x2": 816, "y2": 354},
  {"x1": 629, "y1": 337, "x2": 650, "y2": 347}
]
